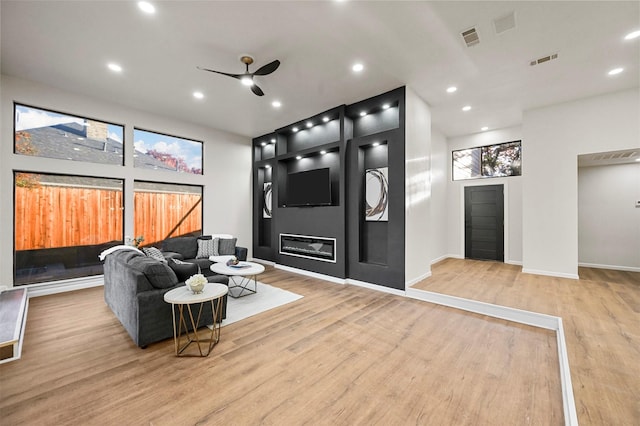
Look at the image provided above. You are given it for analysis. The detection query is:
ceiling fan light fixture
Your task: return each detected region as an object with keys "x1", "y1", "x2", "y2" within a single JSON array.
[{"x1": 240, "y1": 76, "x2": 254, "y2": 86}]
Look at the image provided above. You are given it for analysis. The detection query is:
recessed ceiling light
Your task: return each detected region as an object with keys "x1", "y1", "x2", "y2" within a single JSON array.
[
  {"x1": 265, "y1": 165, "x2": 272, "y2": 169},
  {"x1": 270, "y1": 138, "x2": 276, "y2": 143},
  {"x1": 260, "y1": 142, "x2": 267, "y2": 147},
  {"x1": 372, "y1": 142, "x2": 380, "y2": 147},
  {"x1": 481, "y1": 126, "x2": 489, "y2": 131},
  {"x1": 352, "y1": 63, "x2": 364, "y2": 73},
  {"x1": 306, "y1": 121, "x2": 313, "y2": 128},
  {"x1": 624, "y1": 30, "x2": 640, "y2": 40},
  {"x1": 272, "y1": 100, "x2": 281, "y2": 108},
  {"x1": 292, "y1": 127, "x2": 299, "y2": 132},
  {"x1": 382, "y1": 104, "x2": 390, "y2": 109},
  {"x1": 296, "y1": 155, "x2": 302, "y2": 160},
  {"x1": 320, "y1": 150, "x2": 327, "y2": 155},
  {"x1": 462, "y1": 105, "x2": 471, "y2": 112},
  {"x1": 107, "y1": 63, "x2": 122, "y2": 73},
  {"x1": 446, "y1": 86, "x2": 457, "y2": 93},
  {"x1": 193, "y1": 91, "x2": 204, "y2": 99},
  {"x1": 608, "y1": 67, "x2": 624, "y2": 76},
  {"x1": 360, "y1": 111, "x2": 367, "y2": 117},
  {"x1": 138, "y1": 1, "x2": 156, "y2": 14},
  {"x1": 322, "y1": 116, "x2": 329, "y2": 122}
]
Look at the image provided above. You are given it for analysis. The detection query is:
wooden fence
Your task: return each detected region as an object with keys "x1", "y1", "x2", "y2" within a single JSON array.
[{"x1": 15, "y1": 186, "x2": 201, "y2": 251}]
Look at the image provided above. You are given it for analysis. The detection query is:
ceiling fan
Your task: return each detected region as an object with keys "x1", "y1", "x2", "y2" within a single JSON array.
[{"x1": 197, "y1": 56, "x2": 280, "y2": 96}]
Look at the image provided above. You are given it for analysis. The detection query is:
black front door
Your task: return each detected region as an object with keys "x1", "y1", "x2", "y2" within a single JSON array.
[{"x1": 464, "y1": 185, "x2": 504, "y2": 261}]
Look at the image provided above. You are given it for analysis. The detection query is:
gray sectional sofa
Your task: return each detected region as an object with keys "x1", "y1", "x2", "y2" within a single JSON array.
[
  {"x1": 160, "y1": 235, "x2": 248, "y2": 276},
  {"x1": 103, "y1": 249, "x2": 229, "y2": 348}
]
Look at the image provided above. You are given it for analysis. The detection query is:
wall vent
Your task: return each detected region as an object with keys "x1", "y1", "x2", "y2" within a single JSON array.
[
  {"x1": 494, "y1": 12, "x2": 516, "y2": 34},
  {"x1": 461, "y1": 27, "x2": 480, "y2": 47},
  {"x1": 530, "y1": 53, "x2": 558, "y2": 66}
]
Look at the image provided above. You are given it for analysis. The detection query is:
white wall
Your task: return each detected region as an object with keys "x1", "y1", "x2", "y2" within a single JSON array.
[
  {"x1": 578, "y1": 163, "x2": 640, "y2": 271},
  {"x1": 404, "y1": 87, "x2": 432, "y2": 286},
  {"x1": 446, "y1": 126, "x2": 523, "y2": 264},
  {"x1": 522, "y1": 88, "x2": 640, "y2": 278},
  {"x1": 0, "y1": 75, "x2": 252, "y2": 288},
  {"x1": 430, "y1": 128, "x2": 448, "y2": 263}
]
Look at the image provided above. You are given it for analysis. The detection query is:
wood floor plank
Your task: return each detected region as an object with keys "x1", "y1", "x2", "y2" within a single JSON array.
[{"x1": 0, "y1": 266, "x2": 563, "y2": 425}]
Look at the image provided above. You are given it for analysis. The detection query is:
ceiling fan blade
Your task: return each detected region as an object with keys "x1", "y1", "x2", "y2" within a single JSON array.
[
  {"x1": 197, "y1": 66, "x2": 242, "y2": 79},
  {"x1": 252, "y1": 60, "x2": 280, "y2": 76},
  {"x1": 251, "y1": 84, "x2": 265, "y2": 96}
]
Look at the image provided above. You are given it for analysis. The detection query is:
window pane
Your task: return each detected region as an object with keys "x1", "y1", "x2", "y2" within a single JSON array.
[
  {"x1": 14, "y1": 173, "x2": 124, "y2": 285},
  {"x1": 453, "y1": 148, "x2": 481, "y2": 180},
  {"x1": 14, "y1": 104, "x2": 124, "y2": 165},
  {"x1": 481, "y1": 141, "x2": 522, "y2": 177},
  {"x1": 133, "y1": 181, "x2": 203, "y2": 247},
  {"x1": 133, "y1": 129, "x2": 203, "y2": 174}
]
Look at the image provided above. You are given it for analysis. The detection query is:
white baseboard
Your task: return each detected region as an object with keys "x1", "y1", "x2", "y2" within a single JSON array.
[
  {"x1": 430, "y1": 255, "x2": 449, "y2": 265},
  {"x1": 250, "y1": 257, "x2": 276, "y2": 267},
  {"x1": 405, "y1": 287, "x2": 577, "y2": 426},
  {"x1": 505, "y1": 259, "x2": 523, "y2": 266},
  {"x1": 405, "y1": 270, "x2": 432, "y2": 287},
  {"x1": 274, "y1": 264, "x2": 346, "y2": 284},
  {"x1": 522, "y1": 268, "x2": 579, "y2": 280},
  {"x1": 578, "y1": 262, "x2": 640, "y2": 273},
  {"x1": 346, "y1": 278, "x2": 405, "y2": 296},
  {"x1": 26, "y1": 276, "x2": 104, "y2": 298}
]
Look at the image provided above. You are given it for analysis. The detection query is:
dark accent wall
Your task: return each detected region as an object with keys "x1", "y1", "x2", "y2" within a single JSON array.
[{"x1": 252, "y1": 87, "x2": 405, "y2": 289}]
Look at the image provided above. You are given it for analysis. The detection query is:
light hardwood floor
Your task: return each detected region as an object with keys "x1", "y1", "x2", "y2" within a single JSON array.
[
  {"x1": 412, "y1": 258, "x2": 640, "y2": 425},
  {"x1": 0, "y1": 265, "x2": 565, "y2": 425}
]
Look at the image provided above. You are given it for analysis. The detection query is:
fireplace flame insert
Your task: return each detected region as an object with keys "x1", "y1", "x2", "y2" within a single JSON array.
[{"x1": 279, "y1": 234, "x2": 336, "y2": 263}]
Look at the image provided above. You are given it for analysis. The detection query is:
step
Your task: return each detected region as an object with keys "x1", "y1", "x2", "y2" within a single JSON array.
[{"x1": 0, "y1": 287, "x2": 29, "y2": 363}]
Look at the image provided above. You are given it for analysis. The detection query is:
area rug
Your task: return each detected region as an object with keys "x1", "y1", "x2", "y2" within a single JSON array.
[{"x1": 220, "y1": 282, "x2": 303, "y2": 327}]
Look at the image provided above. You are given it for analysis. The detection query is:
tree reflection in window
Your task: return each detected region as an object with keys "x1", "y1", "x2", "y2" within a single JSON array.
[{"x1": 453, "y1": 140, "x2": 521, "y2": 181}]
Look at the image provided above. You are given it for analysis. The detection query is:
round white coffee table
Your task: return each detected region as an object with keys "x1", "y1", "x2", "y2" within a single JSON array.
[
  {"x1": 210, "y1": 261, "x2": 265, "y2": 298},
  {"x1": 163, "y1": 283, "x2": 228, "y2": 357}
]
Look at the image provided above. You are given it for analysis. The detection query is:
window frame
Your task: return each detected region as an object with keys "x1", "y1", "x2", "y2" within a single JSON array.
[
  {"x1": 452, "y1": 140, "x2": 522, "y2": 181},
  {"x1": 133, "y1": 127, "x2": 204, "y2": 175}
]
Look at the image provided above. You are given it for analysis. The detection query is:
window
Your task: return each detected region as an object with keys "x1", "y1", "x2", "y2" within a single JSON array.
[
  {"x1": 133, "y1": 181, "x2": 203, "y2": 247},
  {"x1": 453, "y1": 140, "x2": 521, "y2": 181},
  {"x1": 14, "y1": 173, "x2": 124, "y2": 285},
  {"x1": 133, "y1": 129, "x2": 203, "y2": 174},
  {"x1": 14, "y1": 104, "x2": 124, "y2": 165}
]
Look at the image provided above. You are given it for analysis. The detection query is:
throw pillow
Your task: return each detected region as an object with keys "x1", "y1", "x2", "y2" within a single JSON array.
[
  {"x1": 218, "y1": 238, "x2": 237, "y2": 255},
  {"x1": 129, "y1": 257, "x2": 178, "y2": 289},
  {"x1": 196, "y1": 238, "x2": 217, "y2": 259},
  {"x1": 168, "y1": 258, "x2": 199, "y2": 282},
  {"x1": 142, "y1": 247, "x2": 167, "y2": 263}
]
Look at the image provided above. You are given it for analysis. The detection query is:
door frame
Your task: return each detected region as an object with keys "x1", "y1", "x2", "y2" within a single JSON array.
[{"x1": 459, "y1": 181, "x2": 510, "y2": 263}]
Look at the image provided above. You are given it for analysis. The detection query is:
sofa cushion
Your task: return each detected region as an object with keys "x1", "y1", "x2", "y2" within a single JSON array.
[
  {"x1": 162, "y1": 236, "x2": 198, "y2": 259},
  {"x1": 128, "y1": 256, "x2": 178, "y2": 289},
  {"x1": 217, "y1": 238, "x2": 237, "y2": 255},
  {"x1": 168, "y1": 258, "x2": 199, "y2": 282},
  {"x1": 142, "y1": 246, "x2": 167, "y2": 263},
  {"x1": 196, "y1": 238, "x2": 217, "y2": 258}
]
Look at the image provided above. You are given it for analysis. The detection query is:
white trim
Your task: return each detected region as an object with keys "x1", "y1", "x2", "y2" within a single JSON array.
[
  {"x1": 405, "y1": 287, "x2": 577, "y2": 426},
  {"x1": 26, "y1": 276, "x2": 104, "y2": 298},
  {"x1": 405, "y1": 270, "x2": 432, "y2": 287},
  {"x1": 557, "y1": 318, "x2": 579, "y2": 426},
  {"x1": 505, "y1": 259, "x2": 523, "y2": 266},
  {"x1": 430, "y1": 255, "x2": 449, "y2": 265},
  {"x1": 405, "y1": 288, "x2": 558, "y2": 330},
  {"x1": 522, "y1": 268, "x2": 579, "y2": 280},
  {"x1": 250, "y1": 257, "x2": 276, "y2": 267},
  {"x1": 0, "y1": 290, "x2": 29, "y2": 364},
  {"x1": 346, "y1": 278, "x2": 406, "y2": 296},
  {"x1": 274, "y1": 264, "x2": 346, "y2": 284},
  {"x1": 578, "y1": 262, "x2": 640, "y2": 273}
]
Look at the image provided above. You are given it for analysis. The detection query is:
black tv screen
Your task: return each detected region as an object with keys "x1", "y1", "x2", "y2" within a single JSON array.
[{"x1": 286, "y1": 168, "x2": 332, "y2": 207}]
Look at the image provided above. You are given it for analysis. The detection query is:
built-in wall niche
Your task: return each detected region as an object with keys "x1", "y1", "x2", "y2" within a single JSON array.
[
  {"x1": 359, "y1": 141, "x2": 389, "y2": 265},
  {"x1": 257, "y1": 164, "x2": 273, "y2": 247},
  {"x1": 277, "y1": 149, "x2": 340, "y2": 208},
  {"x1": 254, "y1": 135, "x2": 277, "y2": 161},
  {"x1": 349, "y1": 100, "x2": 400, "y2": 139},
  {"x1": 278, "y1": 108, "x2": 342, "y2": 154}
]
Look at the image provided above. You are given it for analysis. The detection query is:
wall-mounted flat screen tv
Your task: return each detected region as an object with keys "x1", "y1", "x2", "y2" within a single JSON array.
[{"x1": 286, "y1": 168, "x2": 332, "y2": 207}]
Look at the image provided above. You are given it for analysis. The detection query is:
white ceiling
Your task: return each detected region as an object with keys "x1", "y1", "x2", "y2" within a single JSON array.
[{"x1": 1, "y1": 1, "x2": 638, "y2": 140}]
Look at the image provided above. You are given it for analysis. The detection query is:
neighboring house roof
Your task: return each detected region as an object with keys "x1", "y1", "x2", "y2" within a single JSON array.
[{"x1": 18, "y1": 126, "x2": 175, "y2": 172}]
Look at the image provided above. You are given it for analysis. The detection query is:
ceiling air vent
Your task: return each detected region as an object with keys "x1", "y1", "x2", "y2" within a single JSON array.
[
  {"x1": 494, "y1": 12, "x2": 516, "y2": 34},
  {"x1": 461, "y1": 27, "x2": 480, "y2": 47},
  {"x1": 530, "y1": 53, "x2": 558, "y2": 66}
]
